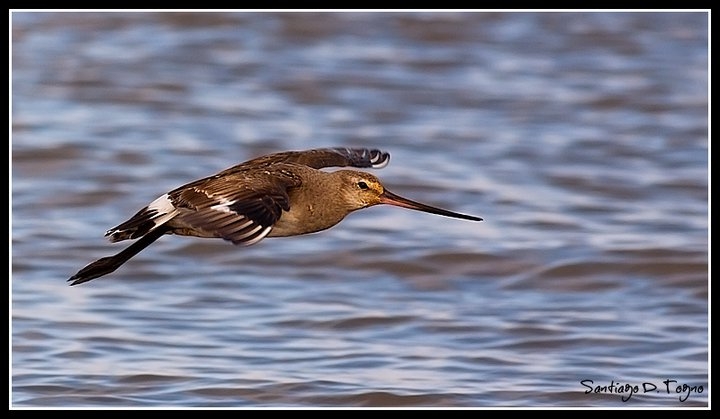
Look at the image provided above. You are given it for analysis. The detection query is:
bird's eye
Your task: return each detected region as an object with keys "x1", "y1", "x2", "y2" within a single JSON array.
[{"x1": 357, "y1": 181, "x2": 369, "y2": 190}]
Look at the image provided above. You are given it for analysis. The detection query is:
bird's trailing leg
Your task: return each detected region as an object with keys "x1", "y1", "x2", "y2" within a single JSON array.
[{"x1": 68, "y1": 225, "x2": 170, "y2": 286}]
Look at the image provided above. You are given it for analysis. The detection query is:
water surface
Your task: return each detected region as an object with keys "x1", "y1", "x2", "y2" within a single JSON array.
[{"x1": 11, "y1": 12, "x2": 708, "y2": 407}]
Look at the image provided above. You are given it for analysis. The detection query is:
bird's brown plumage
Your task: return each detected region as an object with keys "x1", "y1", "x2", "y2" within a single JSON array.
[{"x1": 69, "y1": 147, "x2": 480, "y2": 285}]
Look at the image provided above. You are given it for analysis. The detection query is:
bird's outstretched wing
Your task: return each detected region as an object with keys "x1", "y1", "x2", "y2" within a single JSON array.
[
  {"x1": 218, "y1": 147, "x2": 390, "y2": 174},
  {"x1": 167, "y1": 168, "x2": 301, "y2": 245},
  {"x1": 106, "y1": 166, "x2": 302, "y2": 245}
]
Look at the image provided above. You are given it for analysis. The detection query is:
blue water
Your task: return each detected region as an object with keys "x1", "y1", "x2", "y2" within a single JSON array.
[{"x1": 11, "y1": 12, "x2": 708, "y2": 407}]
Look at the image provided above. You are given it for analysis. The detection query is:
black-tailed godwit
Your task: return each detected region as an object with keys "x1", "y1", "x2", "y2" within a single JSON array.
[{"x1": 68, "y1": 148, "x2": 482, "y2": 285}]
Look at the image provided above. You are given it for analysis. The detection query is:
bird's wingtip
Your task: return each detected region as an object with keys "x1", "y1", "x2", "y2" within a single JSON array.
[{"x1": 369, "y1": 149, "x2": 390, "y2": 169}]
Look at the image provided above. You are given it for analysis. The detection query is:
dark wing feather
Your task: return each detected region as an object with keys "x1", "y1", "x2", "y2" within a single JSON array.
[
  {"x1": 275, "y1": 147, "x2": 391, "y2": 169},
  {"x1": 216, "y1": 148, "x2": 390, "y2": 175},
  {"x1": 168, "y1": 167, "x2": 301, "y2": 245}
]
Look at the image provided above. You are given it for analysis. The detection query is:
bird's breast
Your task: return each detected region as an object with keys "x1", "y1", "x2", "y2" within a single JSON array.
[{"x1": 268, "y1": 199, "x2": 348, "y2": 238}]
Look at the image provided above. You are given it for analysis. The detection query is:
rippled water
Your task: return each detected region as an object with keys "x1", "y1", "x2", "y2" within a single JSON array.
[{"x1": 11, "y1": 12, "x2": 708, "y2": 407}]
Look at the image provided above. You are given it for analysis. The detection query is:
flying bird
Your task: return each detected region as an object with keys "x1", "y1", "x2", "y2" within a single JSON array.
[{"x1": 68, "y1": 148, "x2": 482, "y2": 285}]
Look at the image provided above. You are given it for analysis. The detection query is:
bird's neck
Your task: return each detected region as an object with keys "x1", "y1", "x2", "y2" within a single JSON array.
[{"x1": 268, "y1": 170, "x2": 353, "y2": 238}]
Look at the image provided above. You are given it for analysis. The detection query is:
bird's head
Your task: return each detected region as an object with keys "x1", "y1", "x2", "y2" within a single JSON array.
[{"x1": 334, "y1": 170, "x2": 482, "y2": 221}]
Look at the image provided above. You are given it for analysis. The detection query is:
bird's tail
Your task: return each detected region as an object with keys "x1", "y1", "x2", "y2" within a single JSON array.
[
  {"x1": 68, "y1": 225, "x2": 170, "y2": 286},
  {"x1": 106, "y1": 193, "x2": 179, "y2": 243}
]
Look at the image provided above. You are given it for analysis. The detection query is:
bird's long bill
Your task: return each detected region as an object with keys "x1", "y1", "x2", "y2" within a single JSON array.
[{"x1": 379, "y1": 190, "x2": 483, "y2": 221}]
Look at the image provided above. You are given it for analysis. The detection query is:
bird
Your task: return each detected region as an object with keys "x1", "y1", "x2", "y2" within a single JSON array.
[{"x1": 68, "y1": 147, "x2": 482, "y2": 285}]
